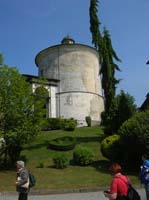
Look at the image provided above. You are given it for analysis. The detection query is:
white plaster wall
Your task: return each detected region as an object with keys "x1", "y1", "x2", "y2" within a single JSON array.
[
  {"x1": 58, "y1": 46, "x2": 102, "y2": 95},
  {"x1": 35, "y1": 43, "x2": 104, "y2": 125},
  {"x1": 50, "y1": 86, "x2": 56, "y2": 118},
  {"x1": 57, "y1": 92, "x2": 104, "y2": 126}
]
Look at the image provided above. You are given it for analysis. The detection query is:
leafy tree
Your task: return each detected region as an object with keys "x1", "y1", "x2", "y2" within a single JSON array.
[
  {"x1": 116, "y1": 90, "x2": 137, "y2": 128},
  {"x1": 0, "y1": 65, "x2": 44, "y2": 167},
  {"x1": 34, "y1": 86, "x2": 49, "y2": 129},
  {"x1": 117, "y1": 109, "x2": 149, "y2": 168},
  {"x1": 102, "y1": 90, "x2": 137, "y2": 134}
]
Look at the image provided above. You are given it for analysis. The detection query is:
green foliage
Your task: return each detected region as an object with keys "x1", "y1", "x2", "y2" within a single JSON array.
[
  {"x1": 73, "y1": 146, "x2": 94, "y2": 166},
  {"x1": 0, "y1": 65, "x2": 44, "y2": 167},
  {"x1": 102, "y1": 90, "x2": 137, "y2": 134},
  {"x1": 63, "y1": 119, "x2": 77, "y2": 131},
  {"x1": 49, "y1": 136, "x2": 76, "y2": 151},
  {"x1": 117, "y1": 110, "x2": 149, "y2": 167},
  {"x1": 48, "y1": 118, "x2": 62, "y2": 130},
  {"x1": 0, "y1": 54, "x2": 3, "y2": 65},
  {"x1": 0, "y1": 126, "x2": 141, "y2": 192},
  {"x1": 89, "y1": 2, "x2": 122, "y2": 127},
  {"x1": 85, "y1": 116, "x2": 92, "y2": 127},
  {"x1": 116, "y1": 90, "x2": 137, "y2": 127},
  {"x1": 100, "y1": 134, "x2": 121, "y2": 161},
  {"x1": 47, "y1": 118, "x2": 77, "y2": 131},
  {"x1": 34, "y1": 86, "x2": 49, "y2": 129},
  {"x1": 89, "y1": 0, "x2": 102, "y2": 49},
  {"x1": 53, "y1": 154, "x2": 69, "y2": 169},
  {"x1": 100, "y1": 28, "x2": 121, "y2": 115}
]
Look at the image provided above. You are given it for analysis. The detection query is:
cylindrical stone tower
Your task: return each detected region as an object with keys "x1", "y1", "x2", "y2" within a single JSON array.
[{"x1": 35, "y1": 37, "x2": 104, "y2": 126}]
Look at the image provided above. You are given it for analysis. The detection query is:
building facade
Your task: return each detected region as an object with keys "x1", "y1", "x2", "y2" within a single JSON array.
[{"x1": 26, "y1": 37, "x2": 104, "y2": 126}]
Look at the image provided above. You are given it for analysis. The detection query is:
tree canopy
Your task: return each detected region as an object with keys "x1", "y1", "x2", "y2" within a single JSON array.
[{"x1": 0, "y1": 62, "x2": 44, "y2": 167}]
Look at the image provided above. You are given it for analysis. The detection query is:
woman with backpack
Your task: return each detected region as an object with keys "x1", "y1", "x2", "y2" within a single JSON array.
[
  {"x1": 104, "y1": 163, "x2": 130, "y2": 200},
  {"x1": 15, "y1": 161, "x2": 30, "y2": 200}
]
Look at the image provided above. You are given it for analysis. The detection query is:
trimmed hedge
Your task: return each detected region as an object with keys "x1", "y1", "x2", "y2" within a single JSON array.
[
  {"x1": 100, "y1": 134, "x2": 120, "y2": 161},
  {"x1": 47, "y1": 118, "x2": 77, "y2": 131},
  {"x1": 48, "y1": 136, "x2": 76, "y2": 151}
]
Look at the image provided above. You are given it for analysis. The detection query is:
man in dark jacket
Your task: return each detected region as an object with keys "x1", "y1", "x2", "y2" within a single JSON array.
[{"x1": 16, "y1": 161, "x2": 29, "y2": 200}]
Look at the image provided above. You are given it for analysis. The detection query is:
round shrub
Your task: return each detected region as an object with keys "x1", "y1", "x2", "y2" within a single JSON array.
[
  {"x1": 73, "y1": 146, "x2": 94, "y2": 166},
  {"x1": 53, "y1": 154, "x2": 69, "y2": 169},
  {"x1": 100, "y1": 134, "x2": 121, "y2": 161},
  {"x1": 63, "y1": 119, "x2": 77, "y2": 131},
  {"x1": 117, "y1": 110, "x2": 149, "y2": 167},
  {"x1": 49, "y1": 136, "x2": 76, "y2": 151}
]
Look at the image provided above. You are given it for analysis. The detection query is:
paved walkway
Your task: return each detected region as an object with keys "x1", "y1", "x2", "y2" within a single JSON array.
[{"x1": 0, "y1": 188, "x2": 146, "y2": 200}]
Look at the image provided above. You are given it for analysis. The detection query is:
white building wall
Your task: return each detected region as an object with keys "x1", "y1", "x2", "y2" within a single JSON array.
[
  {"x1": 35, "y1": 43, "x2": 104, "y2": 126},
  {"x1": 50, "y1": 86, "x2": 56, "y2": 118}
]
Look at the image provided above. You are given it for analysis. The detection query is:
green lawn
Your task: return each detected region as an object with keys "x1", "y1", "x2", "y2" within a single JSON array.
[{"x1": 0, "y1": 126, "x2": 141, "y2": 192}]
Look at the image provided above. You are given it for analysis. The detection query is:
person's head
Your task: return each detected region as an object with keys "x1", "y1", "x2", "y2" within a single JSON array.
[
  {"x1": 109, "y1": 163, "x2": 122, "y2": 175},
  {"x1": 142, "y1": 153, "x2": 149, "y2": 161},
  {"x1": 16, "y1": 160, "x2": 25, "y2": 169}
]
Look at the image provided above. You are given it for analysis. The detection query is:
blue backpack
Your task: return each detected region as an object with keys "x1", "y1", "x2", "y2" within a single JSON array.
[{"x1": 140, "y1": 160, "x2": 149, "y2": 184}]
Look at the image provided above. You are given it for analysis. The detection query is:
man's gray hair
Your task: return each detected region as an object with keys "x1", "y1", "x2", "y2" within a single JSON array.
[{"x1": 17, "y1": 160, "x2": 25, "y2": 168}]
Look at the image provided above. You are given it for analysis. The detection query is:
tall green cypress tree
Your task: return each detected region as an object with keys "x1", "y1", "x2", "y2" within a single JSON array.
[
  {"x1": 89, "y1": 1, "x2": 121, "y2": 133},
  {"x1": 101, "y1": 28, "x2": 121, "y2": 112},
  {"x1": 89, "y1": 0, "x2": 102, "y2": 50}
]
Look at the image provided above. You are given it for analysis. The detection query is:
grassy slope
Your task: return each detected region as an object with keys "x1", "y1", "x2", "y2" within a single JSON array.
[{"x1": 0, "y1": 126, "x2": 140, "y2": 192}]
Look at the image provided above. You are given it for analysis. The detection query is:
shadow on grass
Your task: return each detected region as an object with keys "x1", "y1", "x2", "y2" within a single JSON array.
[
  {"x1": 92, "y1": 159, "x2": 112, "y2": 173},
  {"x1": 69, "y1": 159, "x2": 111, "y2": 174},
  {"x1": 76, "y1": 136, "x2": 102, "y2": 143},
  {"x1": 23, "y1": 141, "x2": 48, "y2": 151}
]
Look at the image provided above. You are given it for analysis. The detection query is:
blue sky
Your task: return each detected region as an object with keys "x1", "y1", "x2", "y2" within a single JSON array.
[{"x1": 0, "y1": 0, "x2": 149, "y2": 107}]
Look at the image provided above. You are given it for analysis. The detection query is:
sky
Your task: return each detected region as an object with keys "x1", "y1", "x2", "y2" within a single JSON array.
[{"x1": 0, "y1": 0, "x2": 149, "y2": 107}]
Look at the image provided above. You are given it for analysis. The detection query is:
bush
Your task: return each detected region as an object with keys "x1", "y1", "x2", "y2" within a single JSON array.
[
  {"x1": 117, "y1": 110, "x2": 149, "y2": 167},
  {"x1": 85, "y1": 116, "x2": 91, "y2": 127},
  {"x1": 53, "y1": 154, "x2": 69, "y2": 169},
  {"x1": 47, "y1": 118, "x2": 77, "y2": 131},
  {"x1": 73, "y1": 146, "x2": 94, "y2": 166},
  {"x1": 100, "y1": 134, "x2": 121, "y2": 161},
  {"x1": 41, "y1": 119, "x2": 50, "y2": 130},
  {"x1": 47, "y1": 118, "x2": 62, "y2": 130},
  {"x1": 48, "y1": 136, "x2": 76, "y2": 151},
  {"x1": 63, "y1": 119, "x2": 77, "y2": 131}
]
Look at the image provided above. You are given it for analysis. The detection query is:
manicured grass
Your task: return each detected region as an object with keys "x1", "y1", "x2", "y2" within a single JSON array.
[{"x1": 0, "y1": 126, "x2": 141, "y2": 192}]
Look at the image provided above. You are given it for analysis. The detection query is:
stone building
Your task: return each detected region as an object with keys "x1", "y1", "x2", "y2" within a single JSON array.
[{"x1": 24, "y1": 37, "x2": 104, "y2": 126}]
